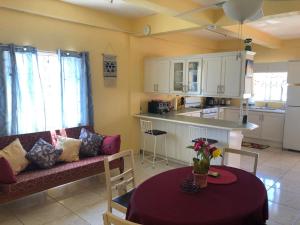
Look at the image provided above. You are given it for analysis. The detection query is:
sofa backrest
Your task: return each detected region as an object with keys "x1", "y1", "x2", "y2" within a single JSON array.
[
  {"x1": 0, "y1": 126, "x2": 94, "y2": 152},
  {"x1": 0, "y1": 131, "x2": 53, "y2": 152},
  {"x1": 59, "y1": 126, "x2": 95, "y2": 139}
]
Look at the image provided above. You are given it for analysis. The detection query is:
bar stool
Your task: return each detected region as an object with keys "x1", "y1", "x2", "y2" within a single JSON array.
[{"x1": 140, "y1": 120, "x2": 168, "y2": 168}]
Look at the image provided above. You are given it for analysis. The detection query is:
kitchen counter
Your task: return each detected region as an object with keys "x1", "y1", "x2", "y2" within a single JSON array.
[
  {"x1": 224, "y1": 106, "x2": 285, "y2": 114},
  {"x1": 135, "y1": 109, "x2": 258, "y2": 131}
]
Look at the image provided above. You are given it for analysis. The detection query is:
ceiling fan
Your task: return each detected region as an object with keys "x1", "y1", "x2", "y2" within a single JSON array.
[
  {"x1": 176, "y1": 0, "x2": 291, "y2": 23},
  {"x1": 175, "y1": 0, "x2": 290, "y2": 38}
]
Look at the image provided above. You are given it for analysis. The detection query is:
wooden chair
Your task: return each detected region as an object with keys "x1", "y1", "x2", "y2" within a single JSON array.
[
  {"x1": 104, "y1": 150, "x2": 136, "y2": 213},
  {"x1": 221, "y1": 148, "x2": 259, "y2": 175},
  {"x1": 103, "y1": 211, "x2": 141, "y2": 225}
]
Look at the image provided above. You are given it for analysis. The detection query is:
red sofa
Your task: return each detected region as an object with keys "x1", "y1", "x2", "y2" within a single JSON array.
[{"x1": 0, "y1": 126, "x2": 124, "y2": 204}]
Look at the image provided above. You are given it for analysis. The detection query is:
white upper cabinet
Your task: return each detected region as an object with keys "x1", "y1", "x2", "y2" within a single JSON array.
[
  {"x1": 144, "y1": 51, "x2": 254, "y2": 98},
  {"x1": 221, "y1": 55, "x2": 241, "y2": 97},
  {"x1": 144, "y1": 58, "x2": 170, "y2": 93},
  {"x1": 186, "y1": 59, "x2": 202, "y2": 95},
  {"x1": 170, "y1": 60, "x2": 186, "y2": 94},
  {"x1": 202, "y1": 57, "x2": 222, "y2": 96},
  {"x1": 170, "y1": 59, "x2": 202, "y2": 95}
]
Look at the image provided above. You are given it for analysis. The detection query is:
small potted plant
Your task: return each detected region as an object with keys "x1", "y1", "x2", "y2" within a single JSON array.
[{"x1": 192, "y1": 140, "x2": 222, "y2": 188}]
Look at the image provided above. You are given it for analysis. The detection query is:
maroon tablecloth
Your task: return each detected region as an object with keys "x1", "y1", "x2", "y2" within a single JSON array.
[{"x1": 126, "y1": 166, "x2": 268, "y2": 225}]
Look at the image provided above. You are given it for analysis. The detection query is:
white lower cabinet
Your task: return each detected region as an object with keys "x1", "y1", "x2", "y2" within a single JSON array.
[
  {"x1": 261, "y1": 113, "x2": 285, "y2": 142},
  {"x1": 224, "y1": 109, "x2": 285, "y2": 142}
]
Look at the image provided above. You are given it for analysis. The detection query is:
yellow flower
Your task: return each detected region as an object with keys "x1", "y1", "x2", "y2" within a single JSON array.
[{"x1": 212, "y1": 149, "x2": 222, "y2": 158}]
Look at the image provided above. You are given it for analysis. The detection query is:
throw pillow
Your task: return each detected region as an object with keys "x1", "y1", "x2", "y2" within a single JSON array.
[
  {"x1": 0, "y1": 138, "x2": 29, "y2": 175},
  {"x1": 56, "y1": 135, "x2": 81, "y2": 162},
  {"x1": 26, "y1": 138, "x2": 62, "y2": 169},
  {"x1": 79, "y1": 128, "x2": 103, "y2": 157},
  {"x1": 0, "y1": 157, "x2": 17, "y2": 184},
  {"x1": 101, "y1": 135, "x2": 121, "y2": 155}
]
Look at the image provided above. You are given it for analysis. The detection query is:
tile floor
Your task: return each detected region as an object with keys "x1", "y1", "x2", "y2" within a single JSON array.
[{"x1": 1, "y1": 147, "x2": 300, "y2": 225}]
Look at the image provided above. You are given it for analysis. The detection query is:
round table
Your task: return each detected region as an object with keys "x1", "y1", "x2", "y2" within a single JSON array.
[{"x1": 126, "y1": 166, "x2": 268, "y2": 225}]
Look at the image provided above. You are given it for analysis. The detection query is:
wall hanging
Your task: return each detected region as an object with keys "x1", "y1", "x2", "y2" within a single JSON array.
[{"x1": 103, "y1": 54, "x2": 117, "y2": 78}]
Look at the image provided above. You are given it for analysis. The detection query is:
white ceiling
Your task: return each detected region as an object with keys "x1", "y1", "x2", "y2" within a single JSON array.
[
  {"x1": 62, "y1": 0, "x2": 155, "y2": 18},
  {"x1": 183, "y1": 28, "x2": 234, "y2": 40},
  {"x1": 249, "y1": 14, "x2": 300, "y2": 40}
]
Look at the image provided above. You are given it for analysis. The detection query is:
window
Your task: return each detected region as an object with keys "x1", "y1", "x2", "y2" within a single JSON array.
[
  {"x1": 0, "y1": 44, "x2": 93, "y2": 136},
  {"x1": 253, "y1": 72, "x2": 287, "y2": 102}
]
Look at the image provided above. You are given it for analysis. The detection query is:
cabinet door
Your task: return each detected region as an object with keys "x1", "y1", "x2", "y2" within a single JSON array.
[
  {"x1": 243, "y1": 111, "x2": 262, "y2": 139},
  {"x1": 156, "y1": 59, "x2": 170, "y2": 93},
  {"x1": 224, "y1": 109, "x2": 240, "y2": 122},
  {"x1": 170, "y1": 60, "x2": 185, "y2": 93},
  {"x1": 261, "y1": 112, "x2": 284, "y2": 142},
  {"x1": 221, "y1": 55, "x2": 241, "y2": 97},
  {"x1": 186, "y1": 59, "x2": 202, "y2": 95},
  {"x1": 202, "y1": 57, "x2": 222, "y2": 96},
  {"x1": 288, "y1": 61, "x2": 300, "y2": 84},
  {"x1": 144, "y1": 60, "x2": 156, "y2": 92}
]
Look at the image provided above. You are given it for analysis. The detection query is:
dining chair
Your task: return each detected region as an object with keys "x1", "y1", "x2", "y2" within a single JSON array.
[
  {"x1": 221, "y1": 148, "x2": 259, "y2": 175},
  {"x1": 103, "y1": 211, "x2": 141, "y2": 225},
  {"x1": 140, "y1": 119, "x2": 168, "y2": 168},
  {"x1": 104, "y1": 149, "x2": 136, "y2": 213}
]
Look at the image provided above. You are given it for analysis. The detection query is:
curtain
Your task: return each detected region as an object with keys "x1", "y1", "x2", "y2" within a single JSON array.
[
  {"x1": 0, "y1": 45, "x2": 93, "y2": 136},
  {"x1": 59, "y1": 50, "x2": 94, "y2": 128},
  {"x1": 0, "y1": 44, "x2": 46, "y2": 136}
]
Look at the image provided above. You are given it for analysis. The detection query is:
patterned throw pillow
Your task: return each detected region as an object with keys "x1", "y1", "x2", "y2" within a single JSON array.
[
  {"x1": 79, "y1": 128, "x2": 104, "y2": 157},
  {"x1": 26, "y1": 138, "x2": 62, "y2": 169}
]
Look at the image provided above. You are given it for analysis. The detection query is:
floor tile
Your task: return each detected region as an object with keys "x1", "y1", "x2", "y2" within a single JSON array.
[
  {"x1": 43, "y1": 213, "x2": 89, "y2": 225},
  {"x1": 14, "y1": 202, "x2": 71, "y2": 225},
  {"x1": 268, "y1": 201, "x2": 299, "y2": 225}
]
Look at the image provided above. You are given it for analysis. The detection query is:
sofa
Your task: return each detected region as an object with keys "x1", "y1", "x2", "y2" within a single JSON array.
[{"x1": 0, "y1": 126, "x2": 124, "y2": 204}]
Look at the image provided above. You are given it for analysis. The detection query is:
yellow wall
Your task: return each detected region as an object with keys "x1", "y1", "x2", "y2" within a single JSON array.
[{"x1": 0, "y1": 3, "x2": 218, "y2": 152}]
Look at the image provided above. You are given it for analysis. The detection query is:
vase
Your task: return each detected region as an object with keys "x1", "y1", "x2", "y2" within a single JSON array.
[{"x1": 192, "y1": 170, "x2": 208, "y2": 188}]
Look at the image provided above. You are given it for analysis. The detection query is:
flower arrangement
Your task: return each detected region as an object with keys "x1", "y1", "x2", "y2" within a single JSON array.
[{"x1": 192, "y1": 139, "x2": 222, "y2": 175}]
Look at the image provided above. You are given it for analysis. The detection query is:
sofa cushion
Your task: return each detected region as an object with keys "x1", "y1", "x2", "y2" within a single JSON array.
[
  {"x1": 79, "y1": 128, "x2": 104, "y2": 157},
  {"x1": 59, "y1": 126, "x2": 95, "y2": 139},
  {"x1": 0, "y1": 157, "x2": 17, "y2": 184},
  {"x1": 26, "y1": 139, "x2": 62, "y2": 169},
  {"x1": 56, "y1": 136, "x2": 81, "y2": 162},
  {"x1": 0, "y1": 139, "x2": 29, "y2": 175},
  {"x1": 101, "y1": 135, "x2": 121, "y2": 155},
  {"x1": 0, "y1": 155, "x2": 121, "y2": 194}
]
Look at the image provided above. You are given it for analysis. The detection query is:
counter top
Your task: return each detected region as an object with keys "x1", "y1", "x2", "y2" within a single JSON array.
[
  {"x1": 223, "y1": 106, "x2": 285, "y2": 114},
  {"x1": 135, "y1": 110, "x2": 258, "y2": 131}
]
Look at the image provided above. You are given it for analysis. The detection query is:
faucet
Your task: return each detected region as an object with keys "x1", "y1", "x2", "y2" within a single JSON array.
[{"x1": 264, "y1": 102, "x2": 269, "y2": 108}]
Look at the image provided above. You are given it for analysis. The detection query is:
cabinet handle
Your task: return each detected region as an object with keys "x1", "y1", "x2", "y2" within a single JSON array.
[
  {"x1": 217, "y1": 85, "x2": 220, "y2": 94},
  {"x1": 222, "y1": 85, "x2": 225, "y2": 94}
]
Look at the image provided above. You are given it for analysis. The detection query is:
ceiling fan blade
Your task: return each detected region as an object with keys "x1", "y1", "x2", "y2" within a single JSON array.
[{"x1": 175, "y1": 1, "x2": 226, "y2": 18}]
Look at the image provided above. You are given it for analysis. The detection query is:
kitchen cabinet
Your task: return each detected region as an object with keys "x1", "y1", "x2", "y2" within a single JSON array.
[
  {"x1": 224, "y1": 108, "x2": 285, "y2": 142},
  {"x1": 221, "y1": 55, "x2": 241, "y2": 97},
  {"x1": 144, "y1": 58, "x2": 170, "y2": 93},
  {"x1": 261, "y1": 112, "x2": 285, "y2": 142},
  {"x1": 170, "y1": 59, "x2": 202, "y2": 95},
  {"x1": 224, "y1": 108, "x2": 240, "y2": 122},
  {"x1": 201, "y1": 56, "x2": 222, "y2": 96},
  {"x1": 144, "y1": 51, "x2": 254, "y2": 98},
  {"x1": 202, "y1": 54, "x2": 243, "y2": 98},
  {"x1": 242, "y1": 111, "x2": 261, "y2": 139}
]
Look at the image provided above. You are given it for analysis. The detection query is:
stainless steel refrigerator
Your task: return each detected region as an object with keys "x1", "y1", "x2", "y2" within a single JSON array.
[{"x1": 283, "y1": 61, "x2": 300, "y2": 151}]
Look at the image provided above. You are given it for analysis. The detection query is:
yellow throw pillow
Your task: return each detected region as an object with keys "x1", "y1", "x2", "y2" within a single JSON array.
[
  {"x1": 56, "y1": 136, "x2": 81, "y2": 162},
  {"x1": 0, "y1": 138, "x2": 29, "y2": 175}
]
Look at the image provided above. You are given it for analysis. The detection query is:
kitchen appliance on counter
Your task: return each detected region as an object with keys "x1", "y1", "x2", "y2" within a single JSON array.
[
  {"x1": 148, "y1": 100, "x2": 171, "y2": 114},
  {"x1": 284, "y1": 61, "x2": 300, "y2": 151},
  {"x1": 205, "y1": 97, "x2": 217, "y2": 107}
]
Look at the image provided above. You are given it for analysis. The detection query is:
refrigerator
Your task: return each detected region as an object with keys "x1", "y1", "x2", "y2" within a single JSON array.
[{"x1": 283, "y1": 61, "x2": 300, "y2": 151}]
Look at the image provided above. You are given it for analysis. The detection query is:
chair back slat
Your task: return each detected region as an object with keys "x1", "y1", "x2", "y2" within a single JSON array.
[{"x1": 104, "y1": 149, "x2": 136, "y2": 213}]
